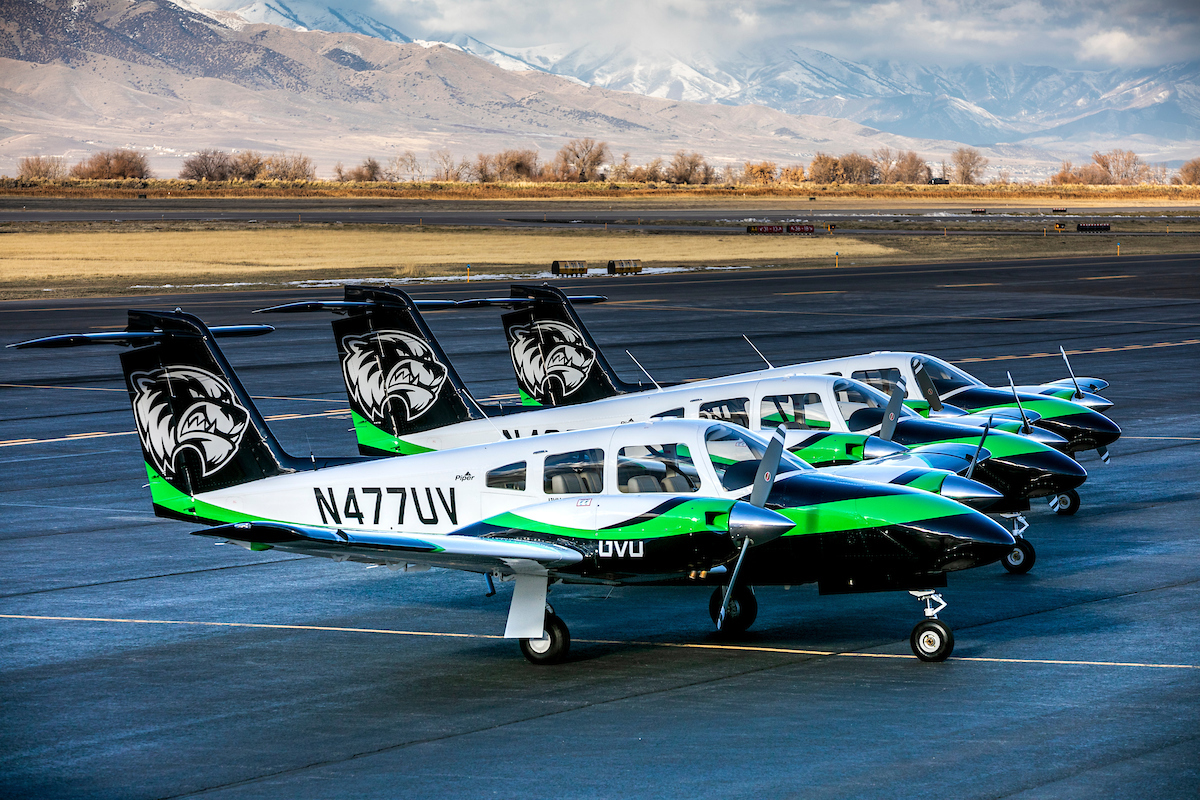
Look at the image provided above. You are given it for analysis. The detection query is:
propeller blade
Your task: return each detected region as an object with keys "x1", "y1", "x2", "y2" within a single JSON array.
[
  {"x1": 1006, "y1": 371, "x2": 1033, "y2": 434},
  {"x1": 749, "y1": 425, "x2": 788, "y2": 508},
  {"x1": 879, "y1": 378, "x2": 908, "y2": 441},
  {"x1": 1060, "y1": 346, "x2": 1084, "y2": 399},
  {"x1": 911, "y1": 357, "x2": 943, "y2": 412},
  {"x1": 965, "y1": 415, "x2": 991, "y2": 481}
]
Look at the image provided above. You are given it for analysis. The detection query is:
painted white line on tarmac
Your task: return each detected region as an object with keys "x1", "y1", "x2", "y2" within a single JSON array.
[{"x1": 3, "y1": 614, "x2": 1196, "y2": 670}]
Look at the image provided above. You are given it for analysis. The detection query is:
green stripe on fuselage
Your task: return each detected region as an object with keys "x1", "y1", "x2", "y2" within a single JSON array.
[
  {"x1": 779, "y1": 491, "x2": 966, "y2": 536},
  {"x1": 485, "y1": 498, "x2": 736, "y2": 541},
  {"x1": 351, "y1": 410, "x2": 435, "y2": 455}
]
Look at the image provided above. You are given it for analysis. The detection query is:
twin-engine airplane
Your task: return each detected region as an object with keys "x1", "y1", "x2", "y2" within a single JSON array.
[
  {"x1": 485, "y1": 284, "x2": 1121, "y2": 514},
  {"x1": 12, "y1": 309, "x2": 1016, "y2": 664},
  {"x1": 263, "y1": 286, "x2": 1089, "y2": 574}
]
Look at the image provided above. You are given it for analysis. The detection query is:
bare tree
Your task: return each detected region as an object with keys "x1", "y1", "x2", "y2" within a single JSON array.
[
  {"x1": 721, "y1": 163, "x2": 741, "y2": 184},
  {"x1": 632, "y1": 157, "x2": 664, "y2": 183},
  {"x1": 951, "y1": 147, "x2": 989, "y2": 184},
  {"x1": 230, "y1": 151, "x2": 265, "y2": 180},
  {"x1": 610, "y1": 152, "x2": 633, "y2": 181},
  {"x1": 384, "y1": 151, "x2": 424, "y2": 182},
  {"x1": 180, "y1": 149, "x2": 233, "y2": 181},
  {"x1": 779, "y1": 165, "x2": 805, "y2": 184},
  {"x1": 1173, "y1": 157, "x2": 1200, "y2": 185},
  {"x1": 431, "y1": 150, "x2": 464, "y2": 181},
  {"x1": 872, "y1": 146, "x2": 897, "y2": 183},
  {"x1": 893, "y1": 151, "x2": 931, "y2": 184},
  {"x1": 261, "y1": 152, "x2": 315, "y2": 181},
  {"x1": 840, "y1": 152, "x2": 877, "y2": 184},
  {"x1": 69, "y1": 149, "x2": 153, "y2": 179},
  {"x1": 17, "y1": 155, "x2": 67, "y2": 180},
  {"x1": 495, "y1": 149, "x2": 541, "y2": 181},
  {"x1": 807, "y1": 153, "x2": 842, "y2": 184},
  {"x1": 667, "y1": 151, "x2": 706, "y2": 184},
  {"x1": 551, "y1": 138, "x2": 610, "y2": 182}
]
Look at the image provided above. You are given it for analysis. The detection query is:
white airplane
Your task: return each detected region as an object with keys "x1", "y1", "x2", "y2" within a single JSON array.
[{"x1": 12, "y1": 308, "x2": 1016, "y2": 664}]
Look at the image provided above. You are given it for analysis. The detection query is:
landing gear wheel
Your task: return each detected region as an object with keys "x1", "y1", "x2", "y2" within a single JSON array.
[
  {"x1": 910, "y1": 619, "x2": 955, "y2": 662},
  {"x1": 519, "y1": 612, "x2": 571, "y2": 665},
  {"x1": 1054, "y1": 488, "x2": 1080, "y2": 516},
  {"x1": 709, "y1": 585, "x2": 758, "y2": 634},
  {"x1": 1002, "y1": 537, "x2": 1036, "y2": 574}
]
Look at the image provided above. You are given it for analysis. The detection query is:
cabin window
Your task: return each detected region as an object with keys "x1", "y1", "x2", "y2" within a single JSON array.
[
  {"x1": 851, "y1": 368, "x2": 903, "y2": 396},
  {"x1": 759, "y1": 393, "x2": 830, "y2": 430},
  {"x1": 486, "y1": 461, "x2": 527, "y2": 491},
  {"x1": 543, "y1": 448, "x2": 604, "y2": 494},
  {"x1": 617, "y1": 444, "x2": 699, "y2": 493},
  {"x1": 698, "y1": 397, "x2": 750, "y2": 428},
  {"x1": 834, "y1": 380, "x2": 887, "y2": 432},
  {"x1": 651, "y1": 407, "x2": 685, "y2": 419}
]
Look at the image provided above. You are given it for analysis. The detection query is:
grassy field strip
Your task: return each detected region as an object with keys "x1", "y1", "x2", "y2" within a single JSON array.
[{"x1": 1, "y1": 225, "x2": 1198, "y2": 299}]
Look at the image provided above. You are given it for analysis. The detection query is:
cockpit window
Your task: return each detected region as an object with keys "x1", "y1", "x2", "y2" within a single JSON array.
[
  {"x1": 851, "y1": 368, "x2": 903, "y2": 395},
  {"x1": 834, "y1": 379, "x2": 888, "y2": 431},
  {"x1": 698, "y1": 398, "x2": 750, "y2": 428},
  {"x1": 704, "y1": 424, "x2": 809, "y2": 492},
  {"x1": 760, "y1": 393, "x2": 830, "y2": 430},
  {"x1": 617, "y1": 444, "x2": 699, "y2": 493},
  {"x1": 918, "y1": 356, "x2": 982, "y2": 395}
]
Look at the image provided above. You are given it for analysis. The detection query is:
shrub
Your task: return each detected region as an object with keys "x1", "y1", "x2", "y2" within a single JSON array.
[
  {"x1": 179, "y1": 149, "x2": 233, "y2": 181},
  {"x1": 1173, "y1": 157, "x2": 1200, "y2": 185},
  {"x1": 743, "y1": 161, "x2": 778, "y2": 185},
  {"x1": 807, "y1": 153, "x2": 841, "y2": 183},
  {"x1": 261, "y1": 152, "x2": 315, "y2": 181},
  {"x1": 18, "y1": 155, "x2": 66, "y2": 180},
  {"x1": 70, "y1": 149, "x2": 152, "y2": 179}
]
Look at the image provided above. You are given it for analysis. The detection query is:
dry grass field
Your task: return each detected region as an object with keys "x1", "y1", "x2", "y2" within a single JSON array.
[{"x1": 2, "y1": 221, "x2": 1198, "y2": 300}]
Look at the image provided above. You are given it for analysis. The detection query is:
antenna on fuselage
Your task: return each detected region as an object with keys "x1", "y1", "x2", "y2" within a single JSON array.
[
  {"x1": 625, "y1": 350, "x2": 661, "y2": 391},
  {"x1": 743, "y1": 335, "x2": 774, "y2": 369}
]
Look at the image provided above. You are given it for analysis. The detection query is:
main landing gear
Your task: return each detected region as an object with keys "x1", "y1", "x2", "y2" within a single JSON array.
[
  {"x1": 1049, "y1": 488, "x2": 1080, "y2": 516},
  {"x1": 519, "y1": 605, "x2": 571, "y2": 665},
  {"x1": 909, "y1": 590, "x2": 954, "y2": 661},
  {"x1": 709, "y1": 584, "x2": 758, "y2": 634},
  {"x1": 999, "y1": 513, "x2": 1036, "y2": 574}
]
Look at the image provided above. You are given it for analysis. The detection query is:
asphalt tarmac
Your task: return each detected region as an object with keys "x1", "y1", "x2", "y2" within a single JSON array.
[{"x1": 2, "y1": 254, "x2": 1198, "y2": 798}]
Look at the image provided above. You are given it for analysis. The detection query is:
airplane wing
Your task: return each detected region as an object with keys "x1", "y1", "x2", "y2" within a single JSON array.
[{"x1": 196, "y1": 521, "x2": 583, "y2": 574}]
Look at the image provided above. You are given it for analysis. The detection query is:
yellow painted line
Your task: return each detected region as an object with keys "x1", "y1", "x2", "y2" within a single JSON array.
[
  {"x1": 955, "y1": 339, "x2": 1200, "y2": 363},
  {"x1": 606, "y1": 298, "x2": 667, "y2": 304},
  {"x1": 1080, "y1": 275, "x2": 1136, "y2": 280},
  {"x1": 775, "y1": 291, "x2": 846, "y2": 296},
  {"x1": 0, "y1": 384, "x2": 343, "y2": 403},
  {"x1": 938, "y1": 283, "x2": 999, "y2": 287},
  {"x1": 0, "y1": 409, "x2": 350, "y2": 448},
  {"x1": 2, "y1": 614, "x2": 1196, "y2": 670}
]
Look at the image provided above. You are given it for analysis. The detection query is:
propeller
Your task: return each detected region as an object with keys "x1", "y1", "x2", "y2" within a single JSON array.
[
  {"x1": 718, "y1": 425, "x2": 792, "y2": 631},
  {"x1": 965, "y1": 415, "x2": 992, "y2": 481},
  {"x1": 1060, "y1": 346, "x2": 1084, "y2": 400},
  {"x1": 878, "y1": 378, "x2": 908, "y2": 442},
  {"x1": 911, "y1": 357, "x2": 943, "y2": 412},
  {"x1": 1006, "y1": 371, "x2": 1034, "y2": 435}
]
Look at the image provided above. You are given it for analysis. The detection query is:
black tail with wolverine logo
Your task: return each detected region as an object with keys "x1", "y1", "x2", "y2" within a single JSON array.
[{"x1": 10, "y1": 310, "x2": 363, "y2": 522}]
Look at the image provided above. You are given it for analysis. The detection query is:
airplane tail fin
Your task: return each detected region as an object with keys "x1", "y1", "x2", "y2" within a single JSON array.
[
  {"x1": 493, "y1": 284, "x2": 644, "y2": 406},
  {"x1": 256, "y1": 285, "x2": 485, "y2": 455},
  {"x1": 10, "y1": 310, "x2": 346, "y2": 522}
]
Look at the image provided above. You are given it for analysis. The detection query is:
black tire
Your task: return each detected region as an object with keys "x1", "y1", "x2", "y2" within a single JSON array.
[
  {"x1": 1054, "y1": 488, "x2": 1080, "y2": 516},
  {"x1": 519, "y1": 612, "x2": 571, "y2": 665},
  {"x1": 1001, "y1": 537, "x2": 1036, "y2": 574},
  {"x1": 910, "y1": 619, "x2": 955, "y2": 662},
  {"x1": 708, "y1": 585, "x2": 758, "y2": 633}
]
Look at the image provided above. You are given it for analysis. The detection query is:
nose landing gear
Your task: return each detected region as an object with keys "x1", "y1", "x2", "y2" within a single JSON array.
[
  {"x1": 709, "y1": 584, "x2": 758, "y2": 634},
  {"x1": 909, "y1": 590, "x2": 954, "y2": 661},
  {"x1": 1050, "y1": 488, "x2": 1080, "y2": 516}
]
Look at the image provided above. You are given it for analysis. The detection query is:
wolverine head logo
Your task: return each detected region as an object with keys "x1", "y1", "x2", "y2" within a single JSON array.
[
  {"x1": 508, "y1": 320, "x2": 596, "y2": 401},
  {"x1": 130, "y1": 366, "x2": 249, "y2": 479},
  {"x1": 341, "y1": 331, "x2": 448, "y2": 427}
]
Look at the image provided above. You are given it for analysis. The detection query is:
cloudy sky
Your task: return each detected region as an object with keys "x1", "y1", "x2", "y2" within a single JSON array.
[{"x1": 202, "y1": 0, "x2": 1200, "y2": 69}]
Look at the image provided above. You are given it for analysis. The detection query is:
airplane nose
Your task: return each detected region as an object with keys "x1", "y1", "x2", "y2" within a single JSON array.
[
  {"x1": 862, "y1": 435, "x2": 908, "y2": 460},
  {"x1": 939, "y1": 474, "x2": 1004, "y2": 510},
  {"x1": 1002, "y1": 448, "x2": 1089, "y2": 496},
  {"x1": 918, "y1": 510, "x2": 1016, "y2": 571},
  {"x1": 1076, "y1": 391, "x2": 1114, "y2": 412},
  {"x1": 1039, "y1": 410, "x2": 1122, "y2": 453},
  {"x1": 1024, "y1": 425, "x2": 1070, "y2": 451}
]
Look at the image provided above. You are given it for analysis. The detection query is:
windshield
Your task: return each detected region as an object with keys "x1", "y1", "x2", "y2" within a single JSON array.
[
  {"x1": 918, "y1": 356, "x2": 983, "y2": 395},
  {"x1": 833, "y1": 379, "x2": 910, "y2": 431},
  {"x1": 704, "y1": 424, "x2": 810, "y2": 492}
]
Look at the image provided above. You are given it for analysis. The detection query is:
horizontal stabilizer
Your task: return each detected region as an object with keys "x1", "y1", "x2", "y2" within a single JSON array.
[
  {"x1": 9, "y1": 325, "x2": 274, "y2": 349},
  {"x1": 455, "y1": 295, "x2": 607, "y2": 309},
  {"x1": 253, "y1": 299, "x2": 457, "y2": 314}
]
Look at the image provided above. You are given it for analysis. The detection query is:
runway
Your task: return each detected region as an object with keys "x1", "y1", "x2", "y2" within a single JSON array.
[{"x1": 2, "y1": 255, "x2": 1199, "y2": 798}]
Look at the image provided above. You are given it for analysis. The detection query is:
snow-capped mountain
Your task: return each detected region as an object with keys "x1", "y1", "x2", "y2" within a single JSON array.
[{"x1": 163, "y1": 1, "x2": 1200, "y2": 160}]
